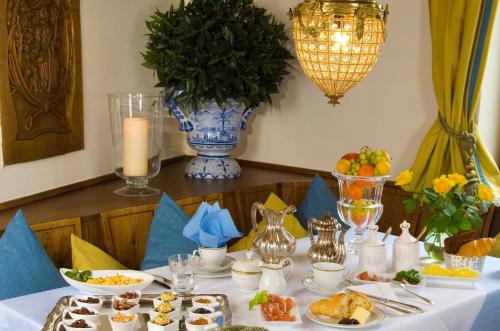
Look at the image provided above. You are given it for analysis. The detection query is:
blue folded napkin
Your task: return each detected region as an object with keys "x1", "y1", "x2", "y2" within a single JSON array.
[{"x1": 183, "y1": 202, "x2": 242, "y2": 248}]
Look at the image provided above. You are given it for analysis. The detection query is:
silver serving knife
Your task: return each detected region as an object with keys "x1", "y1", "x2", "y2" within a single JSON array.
[{"x1": 346, "y1": 289, "x2": 425, "y2": 313}]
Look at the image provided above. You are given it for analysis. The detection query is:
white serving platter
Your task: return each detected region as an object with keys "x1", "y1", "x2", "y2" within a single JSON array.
[{"x1": 60, "y1": 269, "x2": 154, "y2": 295}]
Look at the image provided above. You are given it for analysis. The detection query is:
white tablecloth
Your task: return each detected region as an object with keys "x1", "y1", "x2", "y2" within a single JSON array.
[{"x1": 1, "y1": 237, "x2": 499, "y2": 331}]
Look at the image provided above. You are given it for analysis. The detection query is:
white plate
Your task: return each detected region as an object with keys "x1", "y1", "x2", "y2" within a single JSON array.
[
  {"x1": 423, "y1": 274, "x2": 479, "y2": 284},
  {"x1": 60, "y1": 269, "x2": 154, "y2": 295},
  {"x1": 258, "y1": 296, "x2": 303, "y2": 326},
  {"x1": 306, "y1": 306, "x2": 386, "y2": 329},
  {"x1": 302, "y1": 276, "x2": 349, "y2": 296},
  {"x1": 197, "y1": 268, "x2": 232, "y2": 278},
  {"x1": 353, "y1": 272, "x2": 425, "y2": 289},
  {"x1": 199, "y1": 256, "x2": 235, "y2": 273}
]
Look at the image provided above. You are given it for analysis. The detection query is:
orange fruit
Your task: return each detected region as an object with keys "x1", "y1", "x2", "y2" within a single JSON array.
[
  {"x1": 359, "y1": 164, "x2": 375, "y2": 177},
  {"x1": 336, "y1": 159, "x2": 351, "y2": 174},
  {"x1": 376, "y1": 160, "x2": 391, "y2": 176},
  {"x1": 342, "y1": 184, "x2": 363, "y2": 200}
]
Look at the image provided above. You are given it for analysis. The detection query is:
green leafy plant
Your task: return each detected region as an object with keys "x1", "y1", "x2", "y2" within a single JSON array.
[
  {"x1": 65, "y1": 268, "x2": 92, "y2": 282},
  {"x1": 249, "y1": 290, "x2": 269, "y2": 310},
  {"x1": 395, "y1": 170, "x2": 495, "y2": 235},
  {"x1": 143, "y1": 0, "x2": 293, "y2": 110},
  {"x1": 394, "y1": 269, "x2": 421, "y2": 285}
]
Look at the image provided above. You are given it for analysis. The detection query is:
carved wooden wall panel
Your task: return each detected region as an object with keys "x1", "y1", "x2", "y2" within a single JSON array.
[{"x1": 0, "y1": 0, "x2": 83, "y2": 164}]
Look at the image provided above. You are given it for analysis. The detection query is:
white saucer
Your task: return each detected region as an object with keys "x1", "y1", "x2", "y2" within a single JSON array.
[
  {"x1": 198, "y1": 256, "x2": 235, "y2": 273},
  {"x1": 302, "y1": 276, "x2": 349, "y2": 296},
  {"x1": 197, "y1": 268, "x2": 232, "y2": 278}
]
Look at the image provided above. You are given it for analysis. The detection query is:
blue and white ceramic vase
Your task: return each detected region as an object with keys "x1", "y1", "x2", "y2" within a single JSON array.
[{"x1": 167, "y1": 98, "x2": 254, "y2": 179}]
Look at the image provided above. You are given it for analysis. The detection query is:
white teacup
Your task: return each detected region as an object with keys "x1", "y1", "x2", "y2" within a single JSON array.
[
  {"x1": 312, "y1": 262, "x2": 349, "y2": 289},
  {"x1": 193, "y1": 246, "x2": 227, "y2": 268},
  {"x1": 56, "y1": 319, "x2": 97, "y2": 331},
  {"x1": 185, "y1": 316, "x2": 219, "y2": 331}
]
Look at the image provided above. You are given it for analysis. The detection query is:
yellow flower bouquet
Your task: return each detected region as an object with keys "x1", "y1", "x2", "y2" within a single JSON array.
[{"x1": 395, "y1": 170, "x2": 495, "y2": 259}]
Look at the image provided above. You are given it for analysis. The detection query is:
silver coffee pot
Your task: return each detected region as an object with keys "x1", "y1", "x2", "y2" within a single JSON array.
[
  {"x1": 307, "y1": 213, "x2": 347, "y2": 265},
  {"x1": 251, "y1": 201, "x2": 296, "y2": 263}
]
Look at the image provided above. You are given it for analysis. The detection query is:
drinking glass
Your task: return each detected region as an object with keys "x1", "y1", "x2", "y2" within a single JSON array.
[
  {"x1": 108, "y1": 93, "x2": 164, "y2": 196},
  {"x1": 333, "y1": 171, "x2": 389, "y2": 255},
  {"x1": 168, "y1": 254, "x2": 200, "y2": 294}
]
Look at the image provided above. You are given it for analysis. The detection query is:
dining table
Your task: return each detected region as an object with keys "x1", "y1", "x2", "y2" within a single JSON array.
[{"x1": 0, "y1": 235, "x2": 499, "y2": 331}]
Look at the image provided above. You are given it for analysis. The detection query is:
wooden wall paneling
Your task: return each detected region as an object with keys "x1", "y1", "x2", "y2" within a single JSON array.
[
  {"x1": 234, "y1": 184, "x2": 280, "y2": 235},
  {"x1": 98, "y1": 193, "x2": 222, "y2": 270},
  {"x1": 379, "y1": 186, "x2": 419, "y2": 236},
  {"x1": 31, "y1": 218, "x2": 81, "y2": 269},
  {"x1": 176, "y1": 193, "x2": 223, "y2": 217},
  {"x1": 100, "y1": 205, "x2": 157, "y2": 269},
  {"x1": 221, "y1": 191, "x2": 243, "y2": 232},
  {"x1": 80, "y1": 214, "x2": 106, "y2": 251},
  {"x1": 280, "y1": 182, "x2": 309, "y2": 207}
]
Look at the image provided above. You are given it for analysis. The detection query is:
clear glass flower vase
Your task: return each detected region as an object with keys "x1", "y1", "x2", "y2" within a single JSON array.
[{"x1": 108, "y1": 93, "x2": 164, "y2": 196}]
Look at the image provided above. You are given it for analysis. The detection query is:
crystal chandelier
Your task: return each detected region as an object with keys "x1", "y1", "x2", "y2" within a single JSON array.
[{"x1": 289, "y1": 0, "x2": 389, "y2": 106}]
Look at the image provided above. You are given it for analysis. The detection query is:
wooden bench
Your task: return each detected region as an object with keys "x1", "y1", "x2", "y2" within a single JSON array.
[{"x1": 2, "y1": 179, "x2": 495, "y2": 270}]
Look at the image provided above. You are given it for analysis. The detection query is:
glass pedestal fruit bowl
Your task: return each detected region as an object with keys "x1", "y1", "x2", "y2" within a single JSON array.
[{"x1": 333, "y1": 171, "x2": 389, "y2": 254}]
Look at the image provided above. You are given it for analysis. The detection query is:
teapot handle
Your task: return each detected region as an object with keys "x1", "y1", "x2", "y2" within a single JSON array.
[
  {"x1": 251, "y1": 202, "x2": 264, "y2": 235},
  {"x1": 308, "y1": 218, "x2": 317, "y2": 246}
]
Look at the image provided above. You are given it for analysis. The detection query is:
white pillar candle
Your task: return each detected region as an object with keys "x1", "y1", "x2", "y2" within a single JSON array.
[{"x1": 123, "y1": 117, "x2": 149, "y2": 177}]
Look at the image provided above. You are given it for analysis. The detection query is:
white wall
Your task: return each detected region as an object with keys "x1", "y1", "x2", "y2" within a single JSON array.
[
  {"x1": 232, "y1": 0, "x2": 437, "y2": 176},
  {"x1": 0, "y1": 0, "x2": 185, "y2": 203},
  {"x1": 0, "y1": 0, "x2": 497, "y2": 203}
]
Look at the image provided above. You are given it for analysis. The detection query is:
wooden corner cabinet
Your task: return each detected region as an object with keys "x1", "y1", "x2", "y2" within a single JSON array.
[{"x1": 0, "y1": 157, "x2": 497, "y2": 269}]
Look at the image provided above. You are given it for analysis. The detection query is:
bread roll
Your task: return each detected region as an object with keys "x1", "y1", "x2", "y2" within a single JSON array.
[{"x1": 457, "y1": 238, "x2": 496, "y2": 257}]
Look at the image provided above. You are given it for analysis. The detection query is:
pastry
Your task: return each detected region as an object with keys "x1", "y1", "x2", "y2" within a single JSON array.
[
  {"x1": 457, "y1": 238, "x2": 496, "y2": 257},
  {"x1": 310, "y1": 293, "x2": 374, "y2": 319}
]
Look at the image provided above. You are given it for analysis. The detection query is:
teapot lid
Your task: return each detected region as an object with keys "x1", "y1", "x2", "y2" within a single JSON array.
[
  {"x1": 310, "y1": 213, "x2": 341, "y2": 229},
  {"x1": 394, "y1": 220, "x2": 416, "y2": 244},
  {"x1": 232, "y1": 250, "x2": 261, "y2": 273},
  {"x1": 361, "y1": 224, "x2": 384, "y2": 247}
]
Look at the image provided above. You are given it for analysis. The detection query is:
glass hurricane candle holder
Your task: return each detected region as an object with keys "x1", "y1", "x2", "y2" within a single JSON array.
[
  {"x1": 333, "y1": 171, "x2": 390, "y2": 254},
  {"x1": 108, "y1": 93, "x2": 164, "y2": 196}
]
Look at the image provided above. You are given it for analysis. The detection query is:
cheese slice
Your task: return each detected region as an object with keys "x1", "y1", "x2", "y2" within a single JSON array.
[{"x1": 350, "y1": 307, "x2": 371, "y2": 324}]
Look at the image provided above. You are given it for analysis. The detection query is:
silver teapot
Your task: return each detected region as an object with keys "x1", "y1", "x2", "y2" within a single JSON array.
[
  {"x1": 251, "y1": 201, "x2": 296, "y2": 263},
  {"x1": 307, "y1": 213, "x2": 347, "y2": 265}
]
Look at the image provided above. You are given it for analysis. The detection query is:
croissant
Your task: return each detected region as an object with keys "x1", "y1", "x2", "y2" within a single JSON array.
[
  {"x1": 457, "y1": 238, "x2": 496, "y2": 257},
  {"x1": 310, "y1": 293, "x2": 374, "y2": 319}
]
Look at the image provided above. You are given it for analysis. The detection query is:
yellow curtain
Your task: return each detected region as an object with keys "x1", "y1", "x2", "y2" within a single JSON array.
[{"x1": 410, "y1": 0, "x2": 500, "y2": 197}]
